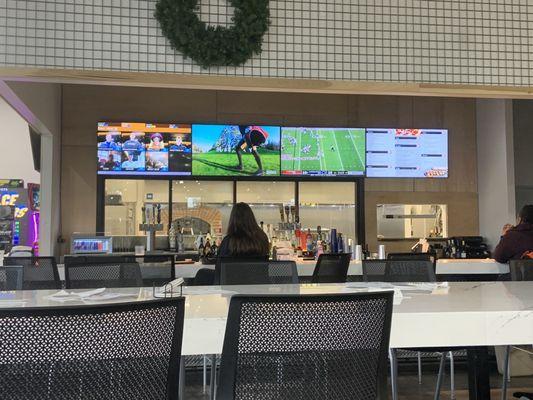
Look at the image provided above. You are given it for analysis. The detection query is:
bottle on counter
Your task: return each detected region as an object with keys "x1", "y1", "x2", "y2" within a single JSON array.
[
  {"x1": 204, "y1": 237, "x2": 211, "y2": 257},
  {"x1": 211, "y1": 242, "x2": 218, "y2": 257},
  {"x1": 168, "y1": 225, "x2": 176, "y2": 250},
  {"x1": 198, "y1": 235, "x2": 204, "y2": 256},
  {"x1": 176, "y1": 223, "x2": 184, "y2": 252},
  {"x1": 338, "y1": 233, "x2": 344, "y2": 254},
  {"x1": 316, "y1": 241, "x2": 324, "y2": 259},
  {"x1": 330, "y1": 228, "x2": 338, "y2": 253},
  {"x1": 306, "y1": 229, "x2": 313, "y2": 252}
]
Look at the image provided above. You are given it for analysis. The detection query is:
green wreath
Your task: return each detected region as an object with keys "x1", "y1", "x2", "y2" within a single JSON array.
[{"x1": 154, "y1": 0, "x2": 270, "y2": 68}]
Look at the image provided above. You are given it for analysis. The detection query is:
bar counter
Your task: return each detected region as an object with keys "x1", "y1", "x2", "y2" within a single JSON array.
[{"x1": 171, "y1": 258, "x2": 509, "y2": 279}]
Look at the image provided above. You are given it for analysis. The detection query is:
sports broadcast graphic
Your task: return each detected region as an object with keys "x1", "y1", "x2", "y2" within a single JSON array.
[
  {"x1": 97, "y1": 122, "x2": 192, "y2": 175},
  {"x1": 281, "y1": 127, "x2": 366, "y2": 176},
  {"x1": 192, "y1": 125, "x2": 281, "y2": 176}
]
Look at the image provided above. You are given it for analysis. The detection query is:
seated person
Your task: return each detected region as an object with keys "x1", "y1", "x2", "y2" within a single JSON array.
[
  {"x1": 493, "y1": 205, "x2": 533, "y2": 263},
  {"x1": 193, "y1": 202, "x2": 269, "y2": 285},
  {"x1": 218, "y1": 202, "x2": 270, "y2": 258}
]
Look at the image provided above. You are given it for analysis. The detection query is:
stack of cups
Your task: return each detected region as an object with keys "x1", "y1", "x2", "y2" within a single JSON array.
[
  {"x1": 378, "y1": 244, "x2": 386, "y2": 259},
  {"x1": 354, "y1": 245, "x2": 362, "y2": 261}
]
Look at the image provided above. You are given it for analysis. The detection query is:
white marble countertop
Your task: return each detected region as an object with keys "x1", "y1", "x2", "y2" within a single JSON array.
[{"x1": 0, "y1": 281, "x2": 530, "y2": 355}]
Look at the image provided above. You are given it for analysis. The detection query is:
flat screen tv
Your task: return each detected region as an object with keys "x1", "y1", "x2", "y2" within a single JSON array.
[
  {"x1": 366, "y1": 128, "x2": 448, "y2": 178},
  {"x1": 97, "y1": 122, "x2": 192, "y2": 176},
  {"x1": 191, "y1": 124, "x2": 281, "y2": 176},
  {"x1": 280, "y1": 127, "x2": 366, "y2": 176}
]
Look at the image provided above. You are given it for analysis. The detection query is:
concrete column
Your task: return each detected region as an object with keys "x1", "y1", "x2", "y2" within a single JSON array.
[
  {"x1": 476, "y1": 99, "x2": 515, "y2": 250},
  {"x1": 0, "y1": 81, "x2": 61, "y2": 256}
]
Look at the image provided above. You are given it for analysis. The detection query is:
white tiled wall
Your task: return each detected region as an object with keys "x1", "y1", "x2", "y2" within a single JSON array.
[{"x1": 1, "y1": 0, "x2": 532, "y2": 86}]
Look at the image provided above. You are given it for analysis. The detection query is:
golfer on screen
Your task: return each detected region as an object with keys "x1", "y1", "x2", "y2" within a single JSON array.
[{"x1": 235, "y1": 125, "x2": 268, "y2": 176}]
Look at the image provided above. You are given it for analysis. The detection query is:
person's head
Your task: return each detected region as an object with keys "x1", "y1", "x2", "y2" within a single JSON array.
[
  {"x1": 105, "y1": 133, "x2": 113, "y2": 142},
  {"x1": 151, "y1": 133, "x2": 163, "y2": 144},
  {"x1": 518, "y1": 205, "x2": 533, "y2": 224},
  {"x1": 226, "y1": 202, "x2": 269, "y2": 256},
  {"x1": 130, "y1": 132, "x2": 140, "y2": 141}
]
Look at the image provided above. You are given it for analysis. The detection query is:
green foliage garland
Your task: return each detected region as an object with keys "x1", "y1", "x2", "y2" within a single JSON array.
[{"x1": 155, "y1": 0, "x2": 270, "y2": 68}]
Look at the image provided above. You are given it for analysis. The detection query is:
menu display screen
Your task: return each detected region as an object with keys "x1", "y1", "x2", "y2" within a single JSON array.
[
  {"x1": 366, "y1": 129, "x2": 448, "y2": 178},
  {"x1": 97, "y1": 122, "x2": 192, "y2": 175},
  {"x1": 191, "y1": 125, "x2": 281, "y2": 177},
  {"x1": 281, "y1": 127, "x2": 366, "y2": 176}
]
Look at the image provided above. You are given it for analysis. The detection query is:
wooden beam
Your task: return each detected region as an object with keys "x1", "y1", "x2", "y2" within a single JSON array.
[{"x1": 1, "y1": 67, "x2": 533, "y2": 98}]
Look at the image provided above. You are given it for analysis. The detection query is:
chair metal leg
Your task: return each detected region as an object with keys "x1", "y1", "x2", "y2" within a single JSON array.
[
  {"x1": 507, "y1": 347, "x2": 512, "y2": 383},
  {"x1": 389, "y1": 348, "x2": 399, "y2": 400},
  {"x1": 434, "y1": 353, "x2": 446, "y2": 400},
  {"x1": 449, "y1": 351, "x2": 456, "y2": 400},
  {"x1": 203, "y1": 355, "x2": 207, "y2": 394},
  {"x1": 418, "y1": 351, "x2": 423, "y2": 384},
  {"x1": 209, "y1": 354, "x2": 217, "y2": 400},
  {"x1": 179, "y1": 356, "x2": 185, "y2": 400},
  {"x1": 502, "y1": 345, "x2": 511, "y2": 400}
]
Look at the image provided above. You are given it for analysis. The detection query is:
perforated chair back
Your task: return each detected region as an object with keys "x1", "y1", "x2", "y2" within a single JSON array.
[
  {"x1": 362, "y1": 259, "x2": 388, "y2": 282},
  {"x1": 217, "y1": 292, "x2": 394, "y2": 400},
  {"x1": 214, "y1": 255, "x2": 269, "y2": 285},
  {"x1": 509, "y1": 259, "x2": 533, "y2": 281},
  {"x1": 4, "y1": 256, "x2": 61, "y2": 290},
  {"x1": 64, "y1": 261, "x2": 143, "y2": 289},
  {"x1": 219, "y1": 260, "x2": 299, "y2": 285},
  {"x1": 0, "y1": 265, "x2": 23, "y2": 290},
  {"x1": 387, "y1": 252, "x2": 436, "y2": 264},
  {"x1": 0, "y1": 298, "x2": 184, "y2": 400},
  {"x1": 385, "y1": 259, "x2": 436, "y2": 282},
  {"x1": 311, "y1": 253, "x2": 351, "y2": 283}
]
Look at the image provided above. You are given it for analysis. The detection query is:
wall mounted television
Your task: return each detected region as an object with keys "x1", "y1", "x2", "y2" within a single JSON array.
[
  {"x1": 97, "y1": 123, "x2": 448, "y2": 179},
  {"x1": 97, "y1": 122, "x2": 192, "y2": 176},
  {"x1": 281, "y1": 127, "x2": 366, "y2": 176},
  {"x1": 191, "y1": 124, "x2": 281, "y2": 177},
  {"x1": 366, "y1": 128, "x2": 448, "y2": 178}
]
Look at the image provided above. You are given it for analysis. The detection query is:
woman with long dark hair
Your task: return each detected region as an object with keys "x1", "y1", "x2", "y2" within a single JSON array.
[
  {"x1": 218, "y1": 202, "x2": 270, "y2": 257},
  {"x1": 192, "y1": 202, "x2": 270, "y2": 285}
]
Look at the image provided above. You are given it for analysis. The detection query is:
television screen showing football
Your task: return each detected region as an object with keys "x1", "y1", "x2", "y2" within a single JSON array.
[{"x1": 280, "y1": 127, "x2": 366, "y2": 176}]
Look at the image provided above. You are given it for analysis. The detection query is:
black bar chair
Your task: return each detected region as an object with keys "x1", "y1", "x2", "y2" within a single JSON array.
[
  {"x1": 219, "y1": 260, "x2": 299, "y2": 285},
  {"x1": 64, "y1": 258, "x2": 143, "y2": 289},
  {"x1": 383, "y1": 259, "x2": 452, "y2": 400},
  {"x1": 0, "y1": 298, "x2": 184, "y2": 399},
  {"x1": 362, "y1": 259, "x2": 388, "y2": 282},
  {"x1": 217, "y1": 292, "x2": 394, "y2": 400},
  {"x1": 214, "y1": 256, "x2": 268, "y2": 285},
  {"x1": 4, "y1": 256, "x2": 61, "y2": 290},
  {"x1": 311, "y1": 253, "x2": 351, "y2": 283},
  {"x1": 501, "y1": 259, "x2": 533, "y2": 400},
  {"x1": 0, "y1": 265, "x2": 23, "y2": 290},
  {"x1": 385, "y1": 259, "x2": 437, "y2": 282},
  {"x1": 387, "y1": 252, "x2": 436, "y2": 263}
]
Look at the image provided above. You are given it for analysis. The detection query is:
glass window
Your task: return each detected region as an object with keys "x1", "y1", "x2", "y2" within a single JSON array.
[
  {"x1": 298, "y1": 181, "x2": 357, "y2": 246},
  {"x1": 104, "y1": 179, "x2": 169, "y2": 236},
  {"x1": 171, "y1": 180, "x2": 233, "y2": 247},
  {"x1": 236, "y1": 181, "x2": 295, "y2": 233},
  {"x1": 377, "y1": 204, "x2": 448, "y2": 239}
]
